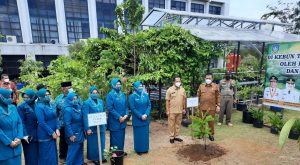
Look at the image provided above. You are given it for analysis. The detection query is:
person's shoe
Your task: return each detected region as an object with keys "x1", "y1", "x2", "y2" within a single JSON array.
[
  {"x1": 174, "y1": 137, "x2": 183, "y2": 142},
  {"x1": 93, "y1": 161, "x2": 100, "y2": 165},
  {"x1": 102, "y1": 159, "x2": 107, "y2": 163},
  {"x1": 124, "y1": 152, "x2": 128, "y2": 156},
  {"x1": 208, "y1": 135, "x2": 215, "y2": 141},
  {"x1": 137, "y1": 152, "x2": 143, "y2": 156},
  {"x1": 217, "y1": 122, "x2": 222, "y2": 126},
  {"x1": 170, "y1": 138, "x2": 175, "y2": 144},
  {"x1": 227, "y1": 123, "x2": 233, "y2": 127}
]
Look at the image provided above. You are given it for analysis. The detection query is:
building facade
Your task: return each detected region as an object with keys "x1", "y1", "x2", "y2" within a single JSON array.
[{"x1": 0, "y1": 0, "x2": 229, "y2": 78}]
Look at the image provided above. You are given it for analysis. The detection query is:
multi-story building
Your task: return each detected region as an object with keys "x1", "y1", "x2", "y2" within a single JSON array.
[{"x1": 0, "y1": 0, "x2": 229, "y2": 78}]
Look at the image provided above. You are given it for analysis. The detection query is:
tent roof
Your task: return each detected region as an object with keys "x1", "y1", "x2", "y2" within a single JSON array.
[{"x1": 141, "y1": 8, "x2": 300, "y2": 42}]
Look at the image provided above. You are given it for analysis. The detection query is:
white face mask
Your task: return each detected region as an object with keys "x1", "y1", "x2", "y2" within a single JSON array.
[
  {"x1": 68, "y1": 88, "x2": 74, "y2": 93},
  {"x1": 205, "y1": 79, "x2": 212, "y2": 84},
  {"x1": 175, "y1": 82, "x2": 181, "y2": 87},
  {"x1": 3, "y1": 78, "x2": 9, "y2": 83}
]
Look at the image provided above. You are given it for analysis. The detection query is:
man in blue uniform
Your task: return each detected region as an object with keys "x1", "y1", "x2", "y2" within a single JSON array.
[
  {"x1": 106, "y1": 78, "x2": 128, "y2": 153},
  {"x1": 55, "y1": 81, "x2": 82, "y2": 160}
]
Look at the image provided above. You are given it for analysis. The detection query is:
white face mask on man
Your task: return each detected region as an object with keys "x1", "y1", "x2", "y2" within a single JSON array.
[
  {"x1": 3, "y1": 78, "x2": 9, "y2": 83},
  {"x1": 175, "y1": 82, "x2": 181, "y2": 87},
  {"x1": 205, "y1": 79, "x2": 212, "y2": 84}
]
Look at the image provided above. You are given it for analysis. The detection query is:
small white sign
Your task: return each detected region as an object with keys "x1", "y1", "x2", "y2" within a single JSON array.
[
  {"x1": 187, "y1": 97, "x2": 198, "y2": 108},
  {"x1": 88, "y1": 112, "x2": 107, "y2": 127}
]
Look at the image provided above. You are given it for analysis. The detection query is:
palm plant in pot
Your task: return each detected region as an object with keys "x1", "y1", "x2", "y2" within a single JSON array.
[
  {"x1": 268, "y1": 112, "x2": 284, "y2": 134},
  {"x1": 242, "y1": 104, "x2": 254, "y2": 124},
  {"x1": 250, "y1": 106, "x2": 264, "y2": 128},
  {"x1": 288, "y1": 119, "x2": 300, "y2": 140}
]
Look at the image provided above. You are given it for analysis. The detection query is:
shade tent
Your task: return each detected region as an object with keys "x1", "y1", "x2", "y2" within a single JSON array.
[{"x1": 140, "y1": 8, "x2": 300, "y2": 118}]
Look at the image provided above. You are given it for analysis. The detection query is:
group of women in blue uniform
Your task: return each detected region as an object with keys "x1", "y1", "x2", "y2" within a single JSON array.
[{"x1": 0, "y1": 78, "x2": 151, "y2": 165}]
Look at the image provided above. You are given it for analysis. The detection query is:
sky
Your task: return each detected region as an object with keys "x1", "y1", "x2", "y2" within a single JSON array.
[{"x1": 229, "y1": 0, "x2": 299, "y2": 19}]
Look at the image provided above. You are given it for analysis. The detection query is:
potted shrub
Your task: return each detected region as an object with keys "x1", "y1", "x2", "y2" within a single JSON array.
[
  {"x1": 237, "y1": 86, "x2": 251, "y2": 111},
  {"x1": 242, "y1": 108, "x2": 254, "y2": 124},
  {"x1": 268, "y1": 112, "x2": 284, "y2": 134},
  {"x1": 288, "y1": 119, "x2": 300, "y2": 140},
  {"x1": 104, "y1": 146, "x2": 125, "y2": 165},
  {"x1": 250, "y1": 106, "x2": 264, "y2": 128}
]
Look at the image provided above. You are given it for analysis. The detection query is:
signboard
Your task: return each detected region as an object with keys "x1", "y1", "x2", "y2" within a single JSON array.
[
  {"x1": 88, "y1": 112, "x2": 107, "y2": 127},
  {"x1": 263, "y1": 42, "x2": 300, "y2": 111},
  {"x1": 187, "y1": 97, "x2": 198, "y2": 108}
]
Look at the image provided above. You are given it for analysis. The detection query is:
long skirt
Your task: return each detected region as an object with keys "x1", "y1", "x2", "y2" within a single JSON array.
[
  {"x1": 66, "y1": 143, "x2": 84, "y2": 165},
  {"x1": 133, "y1": 125, "x2": 149, "y2": 153},
  {"x1": 38, "y1": 140, "x2": 58, "y2": 165},
  {"x1": 110, "y1": 129, "x2": 125, "y2": 150},
  {"x1": 22, "y1": 141, "x2": 38, "y2": 165},
  {"x1": 0, "y1": 155, "x2": 21, "y2": 165},
  {"x1": 87, "y1": 131, "x2": 105, "y2": 161}
]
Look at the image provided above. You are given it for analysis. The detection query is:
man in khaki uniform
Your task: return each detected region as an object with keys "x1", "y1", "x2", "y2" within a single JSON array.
[
  {"x1": 166, "y1": 76, "x2": 186, "y2": 144},
  {"x1": 197, "y1": 73, "x2": 220, "y2": 141},
  {"x1": 218, "y1": 72, "x2": 236, "y2": 126}
]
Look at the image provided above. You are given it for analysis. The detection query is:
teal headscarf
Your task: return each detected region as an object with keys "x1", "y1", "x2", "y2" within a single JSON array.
[
  {"x1": 133, "y1": 81, "x2": 143, "y2": 94},
  {"x1": 0, "y1": 88, "x2": 13, "y2": 105},
  {"x1": 111, "y1": 78, "x2": 121, "y2": 92},
  {"x1": 22, "y1": 89, "x2": 37, "y2": 104}
]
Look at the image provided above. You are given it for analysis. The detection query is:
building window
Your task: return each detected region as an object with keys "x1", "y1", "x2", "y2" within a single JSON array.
[
  {"x1": 0, "y1": 0, "x2": 23, "y2": 43},
  {"x1": 171, "y1": 0, "x2": 186, "y2": 11},
  {"x1": 191, "y1": 3, "x2": 204, "y2": 13},
  {"x1": 148, "y1": 0, "x2": 165, "y2": 11},
  {"x1": 1, "y1": 55, "x2": 25, "y2": 79},
  {"x1": 209, "y1": 5, "x2": 221, "y2": 15},
  {"x1": 28, "y1": 0, "x2": 59, "y2": 43},
  {"x1": 35, "y1": 55, "x2": 58, "y2": 68},
  {"x1": 96, "y1": 0, "x2": 117, "y2": 38},
  {"x1": 64, "y1": 0, "x2": 90, "y2": 44}
]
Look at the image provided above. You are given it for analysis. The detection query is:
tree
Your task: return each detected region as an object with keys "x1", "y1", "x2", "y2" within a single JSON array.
[
  {"x1": 18, "y1": 58, "x2": 44, "y2": 86},
  {"x1": 262, "y1": 0, "x2": 300, "y2": 34}
]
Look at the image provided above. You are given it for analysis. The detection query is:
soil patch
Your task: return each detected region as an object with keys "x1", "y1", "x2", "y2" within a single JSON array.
[{"x1": 177, "y1": 144, "x2": 226, "y2": 162}]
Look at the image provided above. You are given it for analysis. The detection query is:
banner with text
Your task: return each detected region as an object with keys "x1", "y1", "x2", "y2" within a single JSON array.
[{"x1": 263, "y1": 42, "x2": 300, "y2": 111}]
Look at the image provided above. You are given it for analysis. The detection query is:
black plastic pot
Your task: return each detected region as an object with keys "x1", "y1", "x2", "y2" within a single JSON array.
[
  {"x1": 111, "y1": 151, "x2": 125, "y2": 165},
  {"x1": 242, "y1": 110, "x2": 254, "y2": 124},
  {"x1": 253, "y1": 119, "x2": 263, "y2": 128},
  {"x1": 270, "y1": 126, "x2": 279, "y2": 134},
  {"x1": 237, "y1": 103, "x2": 247, "y2": 111},
  {"x1": 288, "y1": 131, "x2": 300, "y2": 140},
  {"x1": 181, "y1": 118, "x2": 192, "y2": 127}
]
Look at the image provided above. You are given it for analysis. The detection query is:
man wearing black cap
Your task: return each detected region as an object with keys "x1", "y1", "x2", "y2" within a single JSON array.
[
  {"x1": 263, "y1": 76, "x2": 282, "y2": 101},
  {"x1": 282, "y1": 78, "x2": 300, "y2": 103},
  {"x1": 55, "y1": 81, "x2": 82, "y2": 160}
]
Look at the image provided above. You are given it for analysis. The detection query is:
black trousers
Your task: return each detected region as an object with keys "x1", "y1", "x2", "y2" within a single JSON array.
[{"x1": 59, "y1": 127, "x2": 68, "y2": 159}]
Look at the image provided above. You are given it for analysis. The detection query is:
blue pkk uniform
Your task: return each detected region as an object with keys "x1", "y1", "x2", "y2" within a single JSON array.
[
  {"x1": 83, "y1": 86, "x2": 106, "y2": 161},
  {"x1": 17, "y1": 89, "x2": 38, "y2": 165},
  {"x1": 129, "y1": 81, "x2": 151, "y2": 153},
  {"x1": 35, "y1": 88, "x2": 59, "y2": 165},
  {"x1": 106, "y1": 78, "x2": 128, "y2": 150},
  {"x1": 64, "y1": 92, "x2": 85, "y2": 165},
  {"x1": 0, "y1": 88, "x2": 23, "y2": 165},
  {"x1": 55, "y1": 93, "x2": 82, "y2": 158}
]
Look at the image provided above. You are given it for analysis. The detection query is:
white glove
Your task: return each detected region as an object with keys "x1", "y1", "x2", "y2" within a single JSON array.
[{"x1": 23, "y1": 136, "x2": 29, "y2": 144}]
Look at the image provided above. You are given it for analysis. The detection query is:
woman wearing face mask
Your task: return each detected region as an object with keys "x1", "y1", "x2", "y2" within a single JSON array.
[
  {"x1": 106, "y1": 78, "x2": 129, "y2": 153},
  {"x1": 0, "y1": 88, "x2": 23, "y2": 165},
  {"x1": 129, "y1": 81, "x2": 151, "y2": 155},
  {"x1": 83, "y1": 86, "x2": 106, "y2": 164},
  {"x1": 35, "y1": 88, "x2": 60, "y2": 165},
  {"x1": 17, "y1": 89, "x2": 38, "y2": 165},
  {"x1": 63, "y1": 92, "x2": 85, "y2": 165}
]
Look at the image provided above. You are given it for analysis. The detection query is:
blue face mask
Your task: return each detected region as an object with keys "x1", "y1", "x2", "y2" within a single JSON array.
[
  {"x1": 24, "y1": 98, "x2": 31, "y2": 104},
  {"x1": 136, "y1": 88, "x2": 143, "y2": 94},
  {"x1": 90, "y1": 94, "x2": 99, "y2": 100},
  {"x1": 114, "y1": 86, "x2": 121, "y2": 92},
  {"x1": 72, "y1": 99, "x2": 79, "y2": 105},
  {"x1": 3, "y1": 98, "x2": 12, "y2": 105}
]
